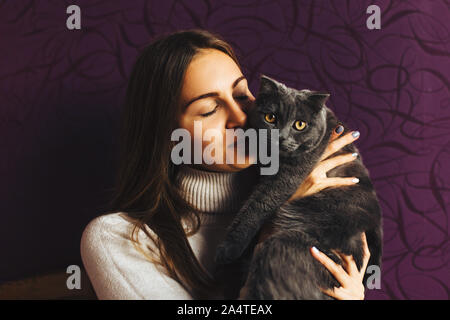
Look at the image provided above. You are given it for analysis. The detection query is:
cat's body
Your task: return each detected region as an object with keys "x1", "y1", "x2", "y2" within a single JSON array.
[{"x1": 214, "y1": 75, "x2": 383, "y2": 300}]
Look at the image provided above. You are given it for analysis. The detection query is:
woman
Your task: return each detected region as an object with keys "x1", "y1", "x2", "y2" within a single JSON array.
[{"x1": 80, "y1": 29, "x2": 370, "y2": 300}]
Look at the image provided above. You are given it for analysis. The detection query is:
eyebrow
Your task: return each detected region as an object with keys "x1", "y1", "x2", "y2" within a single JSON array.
[{"x1": 183, "y1": 75, "x2": 246, "y2": 109}]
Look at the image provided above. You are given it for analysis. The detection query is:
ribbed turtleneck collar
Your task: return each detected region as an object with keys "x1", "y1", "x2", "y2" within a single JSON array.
[{"x1": 175, "y1": 165, "x2": 258, "y2": 222}]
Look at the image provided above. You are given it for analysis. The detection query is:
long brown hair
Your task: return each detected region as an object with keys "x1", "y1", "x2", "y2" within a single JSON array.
[{"x1": 106, "y1": 29, "x2": 243, "y2": 299}]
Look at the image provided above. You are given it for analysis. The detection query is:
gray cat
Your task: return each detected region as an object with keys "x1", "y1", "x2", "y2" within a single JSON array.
[{"x1": 214, "y1": 75, "x2": 383, "y2": 299}]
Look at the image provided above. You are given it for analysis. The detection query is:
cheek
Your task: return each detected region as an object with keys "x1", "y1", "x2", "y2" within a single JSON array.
[
  {"x1": 183, "y1": 118, "x2": 226, "y2": 161},
  {"x1": 201, "y1": 120, "x2": 227, "y2": 151},
  {"x1": 178, "y1": 113, "x2": 254, "y2": 165}
]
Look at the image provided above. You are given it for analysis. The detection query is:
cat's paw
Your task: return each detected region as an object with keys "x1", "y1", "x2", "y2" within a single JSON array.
[{"x1": 215, "y1": 241, "x2": 244, "y2": 265}]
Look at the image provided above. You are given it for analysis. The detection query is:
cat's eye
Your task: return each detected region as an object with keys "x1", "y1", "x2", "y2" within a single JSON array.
[
  {"x1": 294, "y1": 120, "x2": 307, "y2": 131},
  {"x1": 264, "y1": 113, "x2": 276, "y2": 123}
]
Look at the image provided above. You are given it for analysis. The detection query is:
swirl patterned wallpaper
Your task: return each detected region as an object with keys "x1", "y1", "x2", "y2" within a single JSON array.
[{"x1": 0, "y1": 0, "x2": 448, "y2": 299}]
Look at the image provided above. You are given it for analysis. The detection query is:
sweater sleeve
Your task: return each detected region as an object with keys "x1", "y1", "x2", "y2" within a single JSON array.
[{"x1": 80, "y1": 213, "x2": 194, "y2": 300}]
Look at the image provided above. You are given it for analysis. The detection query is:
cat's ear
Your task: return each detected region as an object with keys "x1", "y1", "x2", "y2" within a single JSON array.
[
  {"x1": 258, "y1": 75, "x2": 280, "y2": 95},
  {"x1": 308, "y1": 91, "x2": 330, "y2": 106}
]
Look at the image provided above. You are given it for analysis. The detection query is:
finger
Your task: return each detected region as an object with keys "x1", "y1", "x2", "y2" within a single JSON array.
[
  {"x1": 311, "y1": 246, "x2": 350, "y2": 287},
  {"x1": 318, "y1": 152, "x2": 358, "y2": 174},
  {"x1": 329, "y1": 125, "x2": 344, "y2": 142},
  {"x1": 321, "y1": 130, "x2": 360, "y2": 161},
  {"x1": 360, "y1": 233, "x2": 371, "y2": 278},
  {"x1": 330, "y1": 249, "x2": 351, "y2": 274},
  {"x1": 334, "y1": 250, "x2": 359, "y2": 277},
  {"x1": 317, "y1": 177, "x2": 360, "y2": 189}
]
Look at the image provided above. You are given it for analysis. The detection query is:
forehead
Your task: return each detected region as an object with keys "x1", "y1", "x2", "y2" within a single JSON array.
[
  {"x1": 263, "y1": 90, "x2": 314, "y2": 119},
  {"x1": 181, "y1": 49, "x2": 242, "y2": 99}
]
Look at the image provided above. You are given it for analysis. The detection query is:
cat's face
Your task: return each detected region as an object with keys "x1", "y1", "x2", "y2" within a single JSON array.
[{"x1": 249, "y1": 75, "x2": 330, "y2": 157}]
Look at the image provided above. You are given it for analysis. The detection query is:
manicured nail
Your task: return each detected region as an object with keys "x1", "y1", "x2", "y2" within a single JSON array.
[
  {"x1": 352, "y1": 131, "x2": 360, "y2": 138},
  {"x1": 352, "y1": 178, "x2": 360, "y2": 183},
  {"x1": 352, "y1": 152, "x2": 358, "y2": 157},
  {"x1": 311, "y1": 246, "x2": 320, "y2": 254},
  {"x1": 335, "y1": 125, "x2": 344, "y2": 134}
]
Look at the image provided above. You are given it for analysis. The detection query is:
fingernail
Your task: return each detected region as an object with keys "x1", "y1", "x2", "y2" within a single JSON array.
[
  {"x1": 311, "y1": 246, "x2": 320, "y2": 254},
  {"x1": 352, "y1": 131, "x2": 360, "y2": 138},
  {"x1": 352, "y1": 178, "x2": 360, "y2": 183},
  {"x1": 352, "y1": 152, "x2": 358, "y2": 157},
  {"x1": 335, "y1": 125, "x2": 344, "y2": 134}
]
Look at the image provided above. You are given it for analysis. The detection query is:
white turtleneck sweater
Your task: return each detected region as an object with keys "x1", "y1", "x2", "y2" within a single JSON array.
[{"x1": 80, "y1": 165, "x2": 257, "y2": 300}]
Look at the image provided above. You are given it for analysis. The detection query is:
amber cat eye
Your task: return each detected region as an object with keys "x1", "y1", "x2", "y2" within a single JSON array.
[
  {"x1": 264, "y1": 113, "x2": 276, "y2": 123},
  {"x1": 294, "y1": 120, "x2": 307, "y2": 131}
]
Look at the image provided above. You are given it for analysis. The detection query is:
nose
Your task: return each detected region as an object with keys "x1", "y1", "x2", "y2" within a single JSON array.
[{"x1": 226, "y1": 101, "x2": 248, "y2": 129}]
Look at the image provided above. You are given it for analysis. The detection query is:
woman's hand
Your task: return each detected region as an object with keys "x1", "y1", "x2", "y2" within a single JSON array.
[
  {"x1": 241, "y1": 232, "x2": 371, "y2": 300},
  {"x1": 310, "y1": 232, "x2": 371, "y2": 300},
  {"x1": 288, "y1": 126, "x2": 360, "y2": 201}
]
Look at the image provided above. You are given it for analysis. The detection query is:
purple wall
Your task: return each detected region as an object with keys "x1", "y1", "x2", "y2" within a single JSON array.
[{"x1": 1, "y1": 0, "x2": 448, "y2": 299}]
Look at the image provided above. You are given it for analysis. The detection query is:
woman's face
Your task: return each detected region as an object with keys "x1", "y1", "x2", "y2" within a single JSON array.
[{"x1": 177, "y1": 48, "x2": 256, "y2": 172}]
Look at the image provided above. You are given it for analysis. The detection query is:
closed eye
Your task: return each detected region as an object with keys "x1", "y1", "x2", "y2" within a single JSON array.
[
  {"x1": 200, "y1": 105, "x2": 219, "y2": 117},
  {"x1": 201, "y1": 95, "x2": 250, "y2": 117}
]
